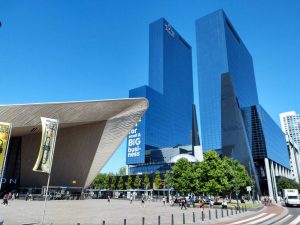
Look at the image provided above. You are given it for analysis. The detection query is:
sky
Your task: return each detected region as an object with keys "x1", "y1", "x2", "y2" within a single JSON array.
[{"x1": 1, "y1": 0, "x2": 300, "y2": 173}]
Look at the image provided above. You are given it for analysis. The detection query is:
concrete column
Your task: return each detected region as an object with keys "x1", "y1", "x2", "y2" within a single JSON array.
[
  {"x1": 275, "y1": 163, "x2": 278, "y2": 176},
  {"x1": 270, "y1": 161, "x2": 278, "y2": 200},
  {"x1": 264, "y1": 158, "x2": 274, "y2": 198}
]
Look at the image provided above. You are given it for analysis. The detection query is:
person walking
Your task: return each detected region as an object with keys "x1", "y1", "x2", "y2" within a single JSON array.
[
  {"x1": 222, "y1": 199, "x2": 228, "y2": 209},
  {"x1": 209, "y1": 198, "x2": 214, "y2": 209},
  {"x1": 141, "y1": 194, "x2": 145, "y2": 207},
  {"x1": 199, "y1": 198, "x2": 205, "y2": 211},
  {"x1": 181, "y1": 198, "x2": 187, "y2": 210},
  {"x1": 162, "y1": 196, "x2": 166, "y2": 206},
  {"x1": 107, "y1": 195, "x2": 111, "y2": 204},
  {"x1": 130, "y1": 193, "x2": 133, "y2": 204},
  {"x1": 2, "y1": 193, "x2": 8, "y2": 206}
]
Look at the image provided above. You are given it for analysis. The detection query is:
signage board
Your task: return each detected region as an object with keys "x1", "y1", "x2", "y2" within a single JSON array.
[{"x1": 126, "y1": 117, "x2": 145, "y2": 164}]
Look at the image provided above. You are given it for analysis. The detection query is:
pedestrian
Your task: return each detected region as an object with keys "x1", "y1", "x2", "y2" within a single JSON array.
[
  {"x1": 2, "y1": 193, "x2": 8, "y2": 206},
  {"x1": 25, "y1": 192, "x2": 29, "y2": 201},
  {"x1": 12, "y1": 193, "x2": 16, "y2": 200},
  {"x1": 141, "y1": 194, "x2": 145, "y2": 207},
  {"x1": 181, "y1": 198, "x2": 187, "y2": 210},
  {"x1": 209, "y1": 198, "x2": 214, "y2": 209},
  {"x1": 199, "y1": 198, "x2": 205, "y2": 211},
  {"x1": 162, "y1": 196, "x2": 166, "y2": 206},
  {"x1": 169, "y1": 197, "x2": 174, "y2": 207},
  {"x1": 16, "y1": 192, "x2": 19, "y2": 199},
  {"x1": 222, "y1": 199, "x2": 228, "y2": 209},
  {"x1": 267, "y1": 196, "x2": 271, "y2": 206},
  {"x1": 107, "y1": 195, "x2": 111, "y2": 204},
  {"x1": 189, "y1": 196, "x2": 193, "y2": 207},
  {"x1": 29, "y1": 193, "x2": 33, "y2": 201},
  {"x1": 130, "y1": 193, "x2": 133, "y2": 204}
]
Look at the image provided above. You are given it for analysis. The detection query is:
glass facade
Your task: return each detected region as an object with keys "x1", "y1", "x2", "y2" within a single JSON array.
[
  {"x1": 126, "y1": 18, "x2": 194, "y2": 167},
  {"x1": 243, "y1": 105, "x2": 290, "y2": 168},
  {"x1": 196, "y1": 10, "x2": 258, "y2": 151},
  {"x1": 196, "y1": 10, "x2": 290, "y2": 194}
]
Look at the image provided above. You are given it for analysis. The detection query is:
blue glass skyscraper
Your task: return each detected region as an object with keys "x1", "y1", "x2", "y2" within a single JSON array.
[
  {"x1": 196, "y1": 10, "x2": 291, "y2": 197},
  {"x1": 126, "y1": 18, "x2": 195, "y2": 174}
]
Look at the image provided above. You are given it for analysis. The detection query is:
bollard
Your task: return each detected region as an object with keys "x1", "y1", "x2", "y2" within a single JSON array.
[
  {"x1": 239, "y1": 206, "x2": 241, "y2": 214},
  {"x1": 242, "y1": 206, "x2": 244, "y2": 213},
  {"x1": 245, "y1": 206, "x2": 247, "y2": 212},
  {"x1": 215, "y1": 209, "x2": 218, "y2": 219},
  {"x1": 158, "y1": 215, "x2": 161, "y2": 225},
  {"x1": 227, "y1": 208, "x2": 229, "y2": 216},
  {"x1": 102, "y1": 221, "x2": 105, "y2": 225},
  {"x1": 193, "y1": 212, "x2": 195, "y2": 223},
  {"x1": 124, "y1": 219, "x2": 126, "y2": 225},
  {"x1": 183, "y1": 213, "x2": 185, "y2": 224},
  {"x1": 171, "y1": 214, "x2": 174, "y2": 225},
  {"x1": 231, "y1": 207, "x2": 233, "y2": 215},
  {"x1": 201, "y1": 211, "x2": 204, "y2": 221},
  {"x1": 235, "y1": 206, "x2": 237, "y2": 214},
  {"x1": 142, "y1": 217, "x2": 145, "y2": 225},
  {"x1": 209, "y1": 210, "x2": 211, "y2": 220},
  {"x1": 222, "y1": 209, "x2": 224, "y2": 217}
]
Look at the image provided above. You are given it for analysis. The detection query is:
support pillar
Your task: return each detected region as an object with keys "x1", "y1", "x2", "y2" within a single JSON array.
[
  {"x1": 270, "y1": 160, "x2": 278, "y2": 201},
  {"x1": 264, "y1": 158, "x2": 274, "y2": 198}
]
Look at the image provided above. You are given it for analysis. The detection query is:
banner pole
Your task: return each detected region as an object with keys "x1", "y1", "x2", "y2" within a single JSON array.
[
  {"x1": 0, "y1": 123, "x2": 12, "y2": 192},
  {"x1": 41, "y1": 172, "x2": 51, "y2": 225},
  {"x1": 41, "y1": 119, "x2": 59, "y2": 225}
]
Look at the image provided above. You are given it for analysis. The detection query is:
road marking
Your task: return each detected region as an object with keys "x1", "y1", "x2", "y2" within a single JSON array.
[
  {"x1": 248, "y1": 213, "x2": 276, "y2": 224},
  {"x1": 289, "y1": 215, "x2": 300, "y2": 225},
  {"x1": 230, "y1": 213, "x2": 267, "y2": 224},
  {"x1": 275, "y1": 214, "x2": 292, "y2": 224}
]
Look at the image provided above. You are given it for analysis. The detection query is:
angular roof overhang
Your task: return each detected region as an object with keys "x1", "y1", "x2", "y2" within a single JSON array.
[{"x1": 0, "y1": 98, "x2": 148, "y2": 187}]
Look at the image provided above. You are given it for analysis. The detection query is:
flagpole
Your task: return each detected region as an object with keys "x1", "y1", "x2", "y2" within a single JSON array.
[
  {"x1": 0, "y1": 123, "x2": 12, "y2": 192},
  {"x1": 41, "y1": 171, "x2": 52, "y2": 225},
  {"x1": 41, "y1": 119, "x2": 59, "y2": 225}
]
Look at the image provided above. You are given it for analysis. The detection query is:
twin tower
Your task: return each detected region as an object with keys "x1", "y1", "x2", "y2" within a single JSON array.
[{"x1": 126, "y1": 9, "x2": 291, "y2": 197}]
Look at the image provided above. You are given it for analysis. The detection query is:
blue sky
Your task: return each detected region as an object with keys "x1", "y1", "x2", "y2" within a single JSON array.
[{"x1": 1, "y1": 0, "x2": 299, "y2": 173}]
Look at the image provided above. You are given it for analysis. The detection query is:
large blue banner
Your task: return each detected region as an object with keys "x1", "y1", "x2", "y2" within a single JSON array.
[{"x1": 126, "y1": 118, "x2": 145, "y2": 164}]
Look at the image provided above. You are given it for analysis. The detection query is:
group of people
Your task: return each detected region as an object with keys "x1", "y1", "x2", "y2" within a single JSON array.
[
  {"x1": 262, "y1": 196, "x2": 272, "y2": 206},
  {"x1": 25, "y1": 192, "x2": 33, "y2": 201},
  {"x1": 2, "y1": 192, "x2": 19, "y2": 206}
]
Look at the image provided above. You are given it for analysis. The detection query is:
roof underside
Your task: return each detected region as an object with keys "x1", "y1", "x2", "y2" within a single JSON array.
[
  {"x1": 0, "y1": 98, "x2": 148, "y2": 188},
  {"x1": 0, "y1": 99, "x2": 148, "y2": 137}
]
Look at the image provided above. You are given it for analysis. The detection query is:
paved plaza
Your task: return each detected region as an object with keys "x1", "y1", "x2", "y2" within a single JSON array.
[{"x1": 0, "y1": 199, "x2": 263, "y2": 225}]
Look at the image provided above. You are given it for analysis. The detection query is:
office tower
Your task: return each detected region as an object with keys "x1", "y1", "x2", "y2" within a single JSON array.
[
  {"x1": 280, "y1": 111, "x2": 300, "y2": 183},
  {"x1": 126, "y1": 18, "x2": 197, "y2": 174},
  {"x1": 280, "y1": 111, "x2": 300, "y2": 148},
  {"x1": 196, "y1": 10, "x2": 291, "y2": 197}
]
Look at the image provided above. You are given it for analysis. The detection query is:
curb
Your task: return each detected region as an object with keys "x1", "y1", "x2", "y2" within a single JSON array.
[{"x1": 261, "y1": 202, "x2": 288, "y2": 225}]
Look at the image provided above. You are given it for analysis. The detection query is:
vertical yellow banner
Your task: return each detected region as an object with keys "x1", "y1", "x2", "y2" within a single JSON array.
[
  {"x1": 0, "y1": 122, "x2": 12, "y2": 173},
  {"x1": 33, "y1": 117, "x2": 59, "y2": 173}
]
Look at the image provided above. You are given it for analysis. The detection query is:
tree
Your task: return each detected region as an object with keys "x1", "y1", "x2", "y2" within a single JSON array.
[
  {"x1": 164, "y1": 170, "x2": 172, "y2": 188},
  {"x1": 134, "y1": 175, "x2": 141, "y2": 189},
  {"x1": 277, "y1": 177, "x2": 300, "y2": 191},
  {"x1": 172, "y1": 158, "x2": 196, "y2": 194},
  {"x1": 117, "y1": 166, "x2": 126, "y2": 176},
  {"x1": 104, "y1": 174, "x2": 110, "y2": 189},
  {"x1": 143, "y1": 173, "x2": 150, "y2": 189},
  {"x1": 118, "y1": 176, "x2": 124, "y2": 190},
  {"x1": 223, "y1": 157, "x2": 253, "y2": 195},
  {"x1": 154, "y1": 171, "x2": 161, "y2": 189},
  {"x1": 110, "y1": 176, "x2": 117, "y2": 190},
  {"x1": 92, "y1": 174, "x2": 101, "y2": 189},
  {"x1": 195, "y1": 150, "x2": 229, "y2": 195},
  {"x1": 126, "y1": 175, "x2": 133, "y2": 189}
]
